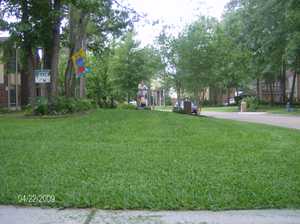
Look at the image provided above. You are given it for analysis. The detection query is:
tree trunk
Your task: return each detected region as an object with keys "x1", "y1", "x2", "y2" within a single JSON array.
[
  {"x1": 227, "y1": 88, "x2": 230, "y2": 105},
  {"x1": 44, "y1": 47, "x2": 52, "y2": 98},
  {"x1": 110, "y1": 96, "x2": 114, "y2": 108},
  {"x1": 21, "y1": 0, "x2": 36, "y2": 108},
  {"x1": 65, "y1": 48, "x2": 74, "y2": 97},
  {"x1": 281, "y1": 58, "x2": 287, "y2": 104},
  {"x1": 256, "y1": 78, "x2": 260, "y2": 101},
  {"x1": 269, "y1": 82, "x2": 274, "y2": 105},
  {"x1": 27, "y1": 50, "x2": 36, "y2": 106},
  {"x1": 290, "y1": 70, "x2": 297, "y2": 105},
  {"x1": 20, "y1": 69, "x2": 29, "y2": 106},
  {"x1": 79, "y1": 78, "x2": 86, "y2": 98},
  {"x1": 127, "y1": 93, "x2": 130, "y2": 103},
  {"x1": 64, "y1": 6, "x2": 88, "y2": 98},
  {"x1": 176, "y1": 80, "x2": 181, "y2": 105},
  {"x1": 50, "y1": 0, "x2": 61, "y2": 98}
]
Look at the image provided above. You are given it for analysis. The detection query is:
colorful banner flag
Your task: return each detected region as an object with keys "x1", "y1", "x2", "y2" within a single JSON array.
[{"x1": 72, "y1": 48, "x2": 90, "y2": 78}]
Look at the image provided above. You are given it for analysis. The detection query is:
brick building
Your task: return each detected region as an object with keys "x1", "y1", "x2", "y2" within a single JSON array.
[
  {"x1": 256, "y1": 71, "x2": 300, "y2": 103},
  {"x1": 0, "y1": 37, "x2": 21, "y2": 109}
]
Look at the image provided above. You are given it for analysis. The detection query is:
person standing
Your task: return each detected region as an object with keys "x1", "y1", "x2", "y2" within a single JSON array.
[{"x1": 138, "y1": 80, "x2": 148, "y2": 108}]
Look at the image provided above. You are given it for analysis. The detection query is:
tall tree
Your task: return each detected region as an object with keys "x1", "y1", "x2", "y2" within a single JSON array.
[
  {"x1": 110, "y1": 32, "x2": 162, "y2": 102},
  {"x1": 63, "y1": 0, "x2": 135, "y2": 98}
]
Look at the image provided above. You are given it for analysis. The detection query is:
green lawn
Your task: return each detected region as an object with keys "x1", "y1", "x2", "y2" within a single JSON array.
[
  {"x1": 0, "y1": 110, "x2": 300, "y2": 210},
  {"x1": 154, "y1": 106, "x2": 173, "y2": 112},
  {"x1": 202, "y1": 105, "x2": 300, "y2": 115},
  {"x1": 257, "y1": 105, "x2": 300, "y2": 115},
  {"x1": 202, "y1": 106, "x2": 239, "y2": 112}
]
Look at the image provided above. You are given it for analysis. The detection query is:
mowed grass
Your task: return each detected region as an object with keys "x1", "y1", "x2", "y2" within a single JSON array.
[
  {"x1": 0, "y1": 109, "x2": 300, "y2": 210},
  {"x1": 202, "y1": 106, "x2": 239, "y2": 112},
  {"x1": 257, "y1": 105, "x2": 300, "y2": 116},
  {"x1": 202, "y1": 105, "x2": 300, "y2": 115}
]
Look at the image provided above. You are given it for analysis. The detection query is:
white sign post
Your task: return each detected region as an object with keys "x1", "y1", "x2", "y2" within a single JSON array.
[{"x1": 35, "y1": 69, "x2": 51, "y2": 84}]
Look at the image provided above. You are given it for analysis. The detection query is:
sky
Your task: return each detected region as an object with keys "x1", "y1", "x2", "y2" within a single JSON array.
[
  {"x1": 0, "y1": 0, "x2": 230, "y2": 45},
  {"x1": 123, "y1": 0, "x2": 230, "y2": 46}
]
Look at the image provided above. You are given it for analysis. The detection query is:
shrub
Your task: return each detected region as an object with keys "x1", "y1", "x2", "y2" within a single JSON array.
[
  {"x1": 165, "y1": 96, "x2": 173, "y2": 106},
  {"x1": 0, "y1": 107, "x2": 10, "y2": 114},
  {"x1": 33, "y1": 97, "x2": 95, "y2": 115},
  {"x1": 172, "y1": 106, "x2": 185, "y2": 114},
  {"x1": 202, "y1": 100, "x2": 223, "y2": 107},
  {"x1": 34, "y1": 97, "x2": 48, "y2": 115},
  {"x1": 243, "y1": 96, "x2": 259, "y2": 112},
  {"x1": 76, "y1": 99, "x2": 94, "y2": 112},
  {"x1": 118, "y1": 103, "x2": 136, "y2": 110}
]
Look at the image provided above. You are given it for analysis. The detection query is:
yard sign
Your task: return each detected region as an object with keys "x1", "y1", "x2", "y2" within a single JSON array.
[{"x1": 34, "y1": 69, "x2": 51, "y2": 83}]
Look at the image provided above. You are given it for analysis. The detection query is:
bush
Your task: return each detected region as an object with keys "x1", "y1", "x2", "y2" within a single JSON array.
[
  {"x1": 243, "y1": 96, "x2": 259, "y2": 112},
  {"x1": 165, "y1": 96, "x2": 173, "y2": 106},
  {"x1": 202, "y1": 100, "x2": 223, "y2": 107},
  {"x1": 0, "y1": 107, "x2": 10, "y2": 114},
  {"x1": 34, "y1": 97, "x2": 48, "y2": 115},
  {"x1": 172, "y1": 106, "x2": 185, "y2": 114},
  {"x1": 118, "y1": 103, "x2": 136, "y2": 110},
  {"x1": 76, "y1": 99, "x2": 95, "y2": 112},
  {"x1": 33, "y1": 97, "x2": 95, "y2": 115}
]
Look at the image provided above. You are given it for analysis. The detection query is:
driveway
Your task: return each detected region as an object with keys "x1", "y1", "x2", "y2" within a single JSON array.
[{"x1": 201, "y1": 112, "x2": 300, "y2": 130}]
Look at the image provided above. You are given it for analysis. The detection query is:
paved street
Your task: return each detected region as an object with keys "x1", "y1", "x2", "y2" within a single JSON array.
[
  {"x1": 1, "y1": 206, "x2": 300, "y2": 224},
  {"x1": 201, "y1": 112, "x2": 300, "y2": 130}
]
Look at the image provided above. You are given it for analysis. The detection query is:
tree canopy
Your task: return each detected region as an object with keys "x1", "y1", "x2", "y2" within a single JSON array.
[{"x1": 1, "y1": 0, "x2": 300, "y2": 111}]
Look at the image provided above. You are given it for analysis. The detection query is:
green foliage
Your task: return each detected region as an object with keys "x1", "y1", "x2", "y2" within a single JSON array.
[
  {"x1": 87, "y1": 32, "x2": 163, "y2": 105},
  {"x1": 165, "y1": 96, "x2": 173, "y2": 106},
  {"x1": 87, "y1": 33, "x2": 162, "y2": 107},
  {"x1": 86, "y1": 50, "x2": 116, "y2": 108},
  {"x1": 172, "y1": 106, "x2": 184, "y2": 114},
  {"x1": 224, "y1": 0, "x2": 300, "y2": 103},
  {"x1": 158, "y1": 16, "x2": 251, "y2": 105},
  {"x1": 117, "y1": 103, "x2": 136, "y2": 110},
  {"x1": 33, "y1": 97, "x2": 95, "y2": 115},
  {"x1": 34, "y1": 97, "x2": 49, "y2": 115},
  {"x1": 110, "y1": 32, "x2": 162, "y2": 102},
  {"x1": 1, "y1": 0, "x2": 137, "y2": 107},
  {"x1": 243, "y1": 96, "x2": 259, "y2": 112},
  {"x1": 157, "y1": 0, "x2": 300, "y2": 105},
  {"x1": 0, "y1": 107, "x2": 11, "y2": 114}
]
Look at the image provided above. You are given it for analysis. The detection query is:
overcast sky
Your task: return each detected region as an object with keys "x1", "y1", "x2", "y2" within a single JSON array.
[
  {"x1": 0, "y1": 0, "x2": 230, "y2": 45},
  {"x1": 123, "y1": 0, "x2": 230, "y2": 46}
]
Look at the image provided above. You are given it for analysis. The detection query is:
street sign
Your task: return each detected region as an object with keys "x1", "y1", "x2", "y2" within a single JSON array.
[{"x1": 35, "y1": 69, "x2": 51, "y2": 83}]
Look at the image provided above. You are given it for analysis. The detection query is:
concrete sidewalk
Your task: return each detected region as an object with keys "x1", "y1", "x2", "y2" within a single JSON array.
[
  {"x1": 1, "y1": 206, "x2": 300, "y2": 224},
  {"x1": 201, "y1": 112, "x2": 300, "y2": 130}
]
